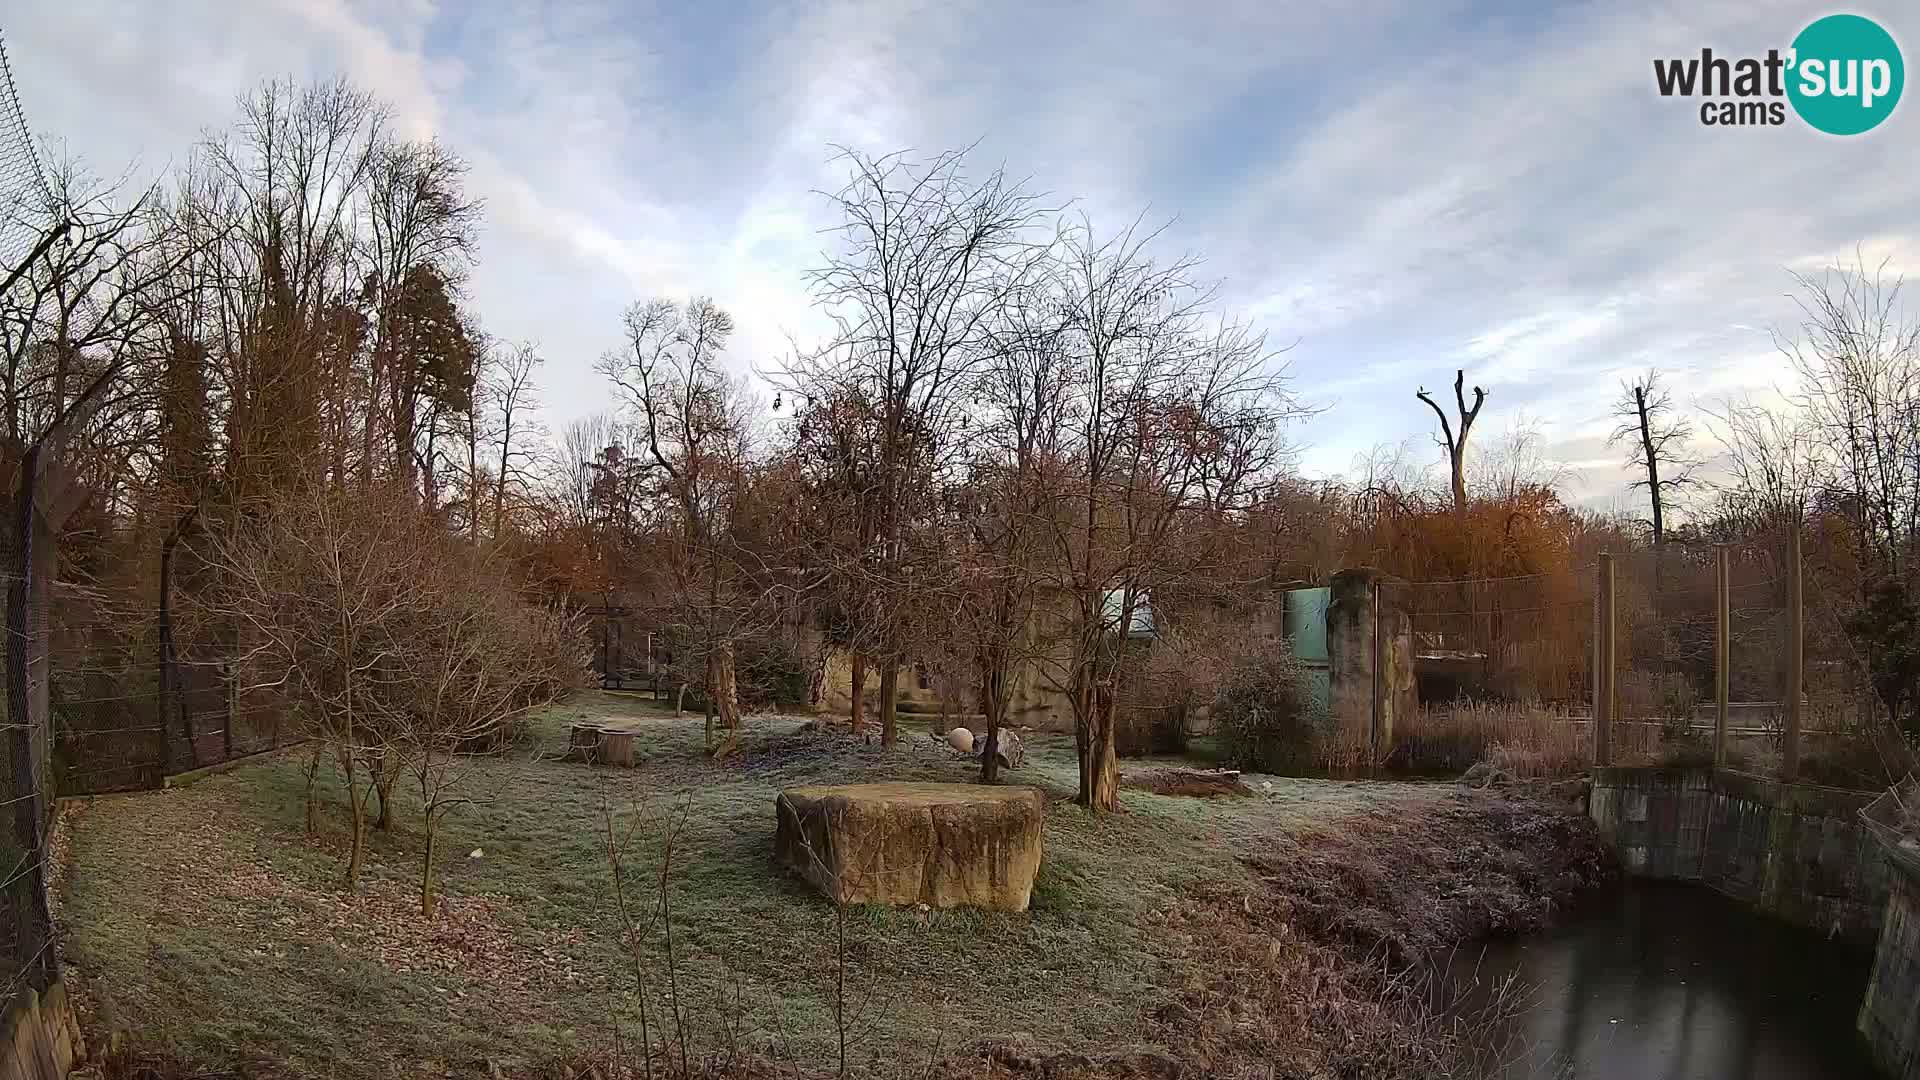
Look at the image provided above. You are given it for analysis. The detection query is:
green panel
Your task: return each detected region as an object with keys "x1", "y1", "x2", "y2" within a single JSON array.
[{"x1": 1285, "y1": 587, "x2": 1331, "y2": 661}]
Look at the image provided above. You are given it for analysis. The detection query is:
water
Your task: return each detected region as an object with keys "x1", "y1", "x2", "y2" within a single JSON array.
[{"x1": 1450, "y1": 881, "x2": 1880, "y2": 1079}]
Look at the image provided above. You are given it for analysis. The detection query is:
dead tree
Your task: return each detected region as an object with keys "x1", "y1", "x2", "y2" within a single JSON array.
[
  {"x1": 1416, "y1": 369, "x2": 1487, "y2": 521},
  {"x1": 1609, "y1": 368, "x2": 1699, "y2": 549}
]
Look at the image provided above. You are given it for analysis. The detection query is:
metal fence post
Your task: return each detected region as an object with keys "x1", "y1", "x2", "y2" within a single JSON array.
[
  {"x1": 1783, "y1": 526, "x2": 1804, "y2": 783},
  {"x1": 1595, "y1": 553, "x2": 1615, "y2": 768},
  {"x1": 5, "y1": 443, "x2": 50, "y2": 994},
  {"x1": 1714, "y1": 544, "x2": 1730, "y2": 769}
]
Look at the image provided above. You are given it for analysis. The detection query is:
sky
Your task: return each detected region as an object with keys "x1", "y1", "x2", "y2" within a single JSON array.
[{"x1": 6, "y1": 0, "x2": 1916, "y2": 512}]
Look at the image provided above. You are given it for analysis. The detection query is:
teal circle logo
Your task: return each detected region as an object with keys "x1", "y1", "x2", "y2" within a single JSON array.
[{"x1": 1788, "y1": 14, "x2": 1904, "y2": 134}]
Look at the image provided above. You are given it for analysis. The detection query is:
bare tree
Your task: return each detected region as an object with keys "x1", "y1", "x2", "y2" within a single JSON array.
[
  {"x1": 1609, "y1": 369, "x2": 1699, "y2": 548},
  {"x1": 204, "y1": 484, "x2": 446, "y2": 888},
  {"x1": 1778, "y1": 259, "x2": 1920, "y2": 576},
  {"x1": 787, "y1": 147, "x2": 1052, "y2": 747},
  {"x1": 1705, "y1": 393, "x2": 1817, "y2": 530},
  {"x1": 1035, "y1": 216, "x2": 1302, "y2": 810},
  {"x1": 203, "y1": 483, "x2": 584, "y2": 894},
  {"x1": 596, "y1": 297, "x2": 773, "y2": 754},
  {"x1": 1416, "y1": 369, "x2": 1487, "y2": 521}
]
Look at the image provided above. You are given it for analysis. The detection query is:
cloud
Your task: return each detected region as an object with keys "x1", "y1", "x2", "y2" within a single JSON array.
[{"x1": 7, "y1": 0, "x2": 1915, "y2": 509}]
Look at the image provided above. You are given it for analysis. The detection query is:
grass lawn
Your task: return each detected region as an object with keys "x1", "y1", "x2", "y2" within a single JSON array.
[{"x1": 55, "y1": 691, "x2": 1452, "y2": 1078}]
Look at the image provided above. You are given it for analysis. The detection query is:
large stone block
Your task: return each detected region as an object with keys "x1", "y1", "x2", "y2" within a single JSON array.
[{"x1": 775, "y1": 782, "x2": 1044, "y2": 911}]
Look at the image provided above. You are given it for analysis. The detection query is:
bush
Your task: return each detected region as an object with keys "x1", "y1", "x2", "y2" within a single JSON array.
[
  {"x1": 1800, "y1": 735, "x2": 1899, "y2": 791},
  {"x1": 736, "y1": 635, "x2": 809, "y2": 711},
  {"x1": 1212, "y1": 650, "x2": 1322, "y2": 773},
  {"x1": 1114, "y1": 702, "x2": 1189, "y2": 757}
]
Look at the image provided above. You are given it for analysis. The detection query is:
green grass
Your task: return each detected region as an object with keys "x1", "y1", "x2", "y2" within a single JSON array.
[{"x1": 56, "y1": 690, "x2": 1446, "y2": 1078}]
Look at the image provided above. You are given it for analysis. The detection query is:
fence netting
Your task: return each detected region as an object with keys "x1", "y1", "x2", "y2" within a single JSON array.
[
  {"x1": 1381, "y1": 530, "x2": 1885, "y2": 787},
  {"x1": 47, "y1": 571, "x2": 288, "y2": 796}
]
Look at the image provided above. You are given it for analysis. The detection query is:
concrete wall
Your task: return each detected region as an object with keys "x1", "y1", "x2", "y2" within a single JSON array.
[
  {"x1": 1861, "y1": 858, "x2": 1920, "y2": 1078},
  {"x1": 1326, "y1": 568, "x2": 1415, "y2": 751},
  {"x1": 0, "y1": 980, "x2": 82, "y2": 1079},
  {"x1": 1589, "y1": 766, "x2": 1888, "y2": 942}
]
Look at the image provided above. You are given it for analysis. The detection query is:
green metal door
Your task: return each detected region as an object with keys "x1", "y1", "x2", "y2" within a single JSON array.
[{"x1": 1285, "y1": 587, "x2": 1331, "y2": 714}]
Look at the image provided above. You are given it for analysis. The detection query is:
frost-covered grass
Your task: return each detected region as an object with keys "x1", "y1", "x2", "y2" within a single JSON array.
[{"x1": 57, "y1": 689, "x2": 1452, "y2": 1078}]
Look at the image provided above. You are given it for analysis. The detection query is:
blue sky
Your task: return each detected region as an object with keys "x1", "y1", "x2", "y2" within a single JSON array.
[{"x1": 8, "y1": 0, "x2": 1916, "y2": 510}]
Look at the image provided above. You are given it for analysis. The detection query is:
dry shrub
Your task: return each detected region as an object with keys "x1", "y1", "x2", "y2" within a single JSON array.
[
  {"x1": 1131, "y1": 788, "x2": 1613, "y2": 1079},
  {"x1": 1117, "y1": 621, "x2": 1255, "y2": 757},
  {"x1": 1247, "y1": 789, "x2": 1613, "y2": 968},
  {"x1": 1391, "y1": 701, "x2": 1587, "y2": 777},
  {"x1": 1211, "y1": 650, "x2": 1323, "y2": 773}
]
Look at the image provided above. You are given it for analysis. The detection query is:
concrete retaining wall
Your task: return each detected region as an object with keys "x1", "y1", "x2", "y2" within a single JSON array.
[
  {"x1": 1589, "y1": 766, "x2": 1887, "y2": 942},
  {"x1": 1861, "y1": 860, "x2": 1920, "y2": 1078},
  {"x1": 0, "y1": 980, "x2": 81, "y2": 1079}
]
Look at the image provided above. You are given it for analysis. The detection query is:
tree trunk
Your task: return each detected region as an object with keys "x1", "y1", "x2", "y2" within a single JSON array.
[
  {"x1": 707, "y1": 639, "x2": 742, "y2": 754},
  {"x1": 1449, "y1": 449, "x2": 1468, "y2": 524},
  {"x1": 849, "y1": 653, "x2": 867, "y2": 734},
  {"x1": 1075, "y1": 676, "x2": 1119, "y2": 811},
  {"x1": 304, "y1": 743, "x2": 323, "y2": 835},
  {"x1": 674, "y1": 682, "x2": 688, "y2": 718},
  {"x1": 420, "y1": 812, "x2": 438, "y2": 917},
  {"x1": 372, "y1": 752, "x2": 397, "y2": 831},
  {"x1": 339, "y1": 745, "x2": 366, "y2": 889},
  {"x1": 878, "y1": 663, "x2": 899, "y2": 747},
  {"x1": 979, "y1": 649, "x2": 1008, "y2": 784}
]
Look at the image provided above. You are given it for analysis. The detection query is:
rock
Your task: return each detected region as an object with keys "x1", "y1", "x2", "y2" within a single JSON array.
[
  {"x1": 947, "y1": 727, "x2": 975, "y2": 752},
  {"x1": 978, "y1": 727, "x2": 1025, "y2": 770},
  {"x1": 775, "y1": 782, "x2": 1045, "y2": 911}
]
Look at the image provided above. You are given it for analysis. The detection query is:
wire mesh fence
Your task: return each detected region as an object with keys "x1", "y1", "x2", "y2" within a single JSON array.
[
  {"x1": 0, "y1": 29, "x2": 49, "y2": 274},
  {"x1": 36, "y1": 567, "x2": 295, "y2": 797},
  {"x1": 1377, "y1": 528, "x2": 1887, "y2": 788}
]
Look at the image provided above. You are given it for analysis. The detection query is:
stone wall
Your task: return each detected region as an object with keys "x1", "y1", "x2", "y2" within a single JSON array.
[
  {"x1": 1589, "y1": 766, "x2": 1887, "y2": 942},
  {"x1": 0, "y1": 980, "x2": 81, "y2": 1079},
  {"x1": 1861, "y1": 858, "x2": 1920, "y2": 1078}
]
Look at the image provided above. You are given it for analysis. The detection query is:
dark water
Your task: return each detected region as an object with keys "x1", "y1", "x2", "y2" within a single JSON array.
[{"x1": 1450, "y1": 881, "x2": 1880, "y2": 1079}]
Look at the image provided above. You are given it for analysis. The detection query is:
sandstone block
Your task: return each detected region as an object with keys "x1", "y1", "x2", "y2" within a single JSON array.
[{"x1": 775, "y1": 782, "x2": 1044, "y2": 911}]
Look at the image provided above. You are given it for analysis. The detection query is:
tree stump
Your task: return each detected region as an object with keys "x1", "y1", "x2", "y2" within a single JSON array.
[
  {"x1": 569, "y1": 723, "x2": 639, "y2": 766},
  {"x1": 775, "y1": 783, "x2": 1045, "y2": 911},
  {"x1": 568, "y1": 724, "x2": 603, "y2": 762},
  {"x1": 600, "y1": 730, "x2": 636, "y2": 767}
]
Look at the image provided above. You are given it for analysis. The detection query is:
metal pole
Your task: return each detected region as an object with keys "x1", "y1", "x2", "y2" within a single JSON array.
[
  {"x1": 1595, "y1": 553, "x2": 1615, "y2": 768},
  {"x1": 1783, "y1": 527, "x2": 1804, "y2": 783},
  {"x1": 1370, "y1": 580, "x2": 1383, "y2": 767},
  {"x1": 1714, "y1": 545, "x2": 1730, "y2": 769},
  {"x1": 6, "y1": 444, "x2": 46, "y2": 990}
]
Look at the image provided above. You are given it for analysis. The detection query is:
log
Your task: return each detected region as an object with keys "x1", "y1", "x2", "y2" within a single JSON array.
[{"x1": 1121, "y1": 767, "x2": 1250, "y2": 798}]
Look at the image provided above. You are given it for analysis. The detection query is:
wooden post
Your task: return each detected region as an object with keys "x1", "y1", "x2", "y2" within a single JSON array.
[
  {"x1": 1783, "y1": 527, "x2": 1804, "y2": 783},
  {"x1": 1595, "y1": 553, "x2": 1615, "y2": 767},
  {"x1": 1714, "y1": 545, "x2": 1730, "y2": 769}
]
